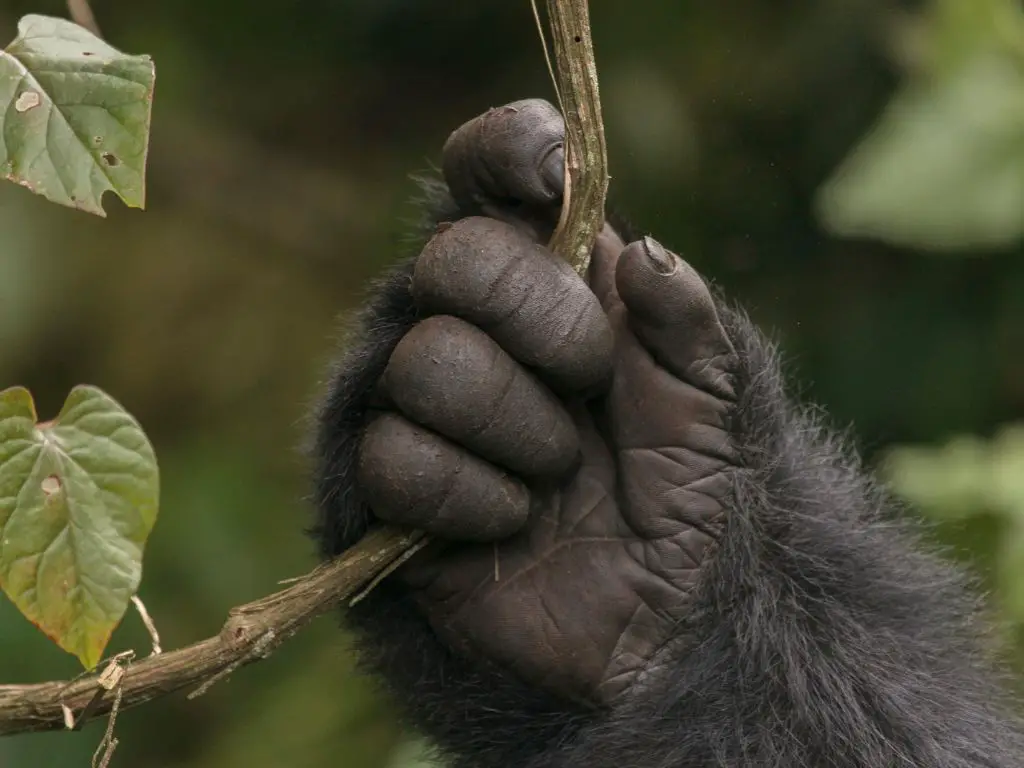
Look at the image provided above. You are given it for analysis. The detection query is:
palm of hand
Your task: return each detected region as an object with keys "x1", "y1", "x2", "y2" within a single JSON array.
[
  {"x1": 403, "y1": 409, "x2": 732, "y2": 705},
  {"x1": 357, "y1": 101, "x2": 738, "y2": 705}
]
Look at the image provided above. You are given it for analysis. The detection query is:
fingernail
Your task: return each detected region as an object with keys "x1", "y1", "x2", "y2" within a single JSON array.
[
  {"x1": 642, "y1": 236, "x2": 678, "y2": 276},
  {"x1": 540, "y1": 143, "x2": 565, "y2": 195}
]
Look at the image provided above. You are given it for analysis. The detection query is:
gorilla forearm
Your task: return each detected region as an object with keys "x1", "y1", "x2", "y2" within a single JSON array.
[
  {"x1": 549, "y1": 303, "x2": 1024, "y2": 767},
  {"x1": 310, "y1": 149, "x2": 1024, "y2": 765}
]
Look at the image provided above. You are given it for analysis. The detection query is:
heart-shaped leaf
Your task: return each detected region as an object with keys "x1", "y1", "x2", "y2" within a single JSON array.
[
  {"x1": 0, "y1": 15, "x2": 155, "y2": 215},
  {"x1": 0, "y1": 386, "x2": 159, "y2": 668}
]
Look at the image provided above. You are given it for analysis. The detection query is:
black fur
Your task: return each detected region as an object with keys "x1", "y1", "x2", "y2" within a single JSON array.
[{"x1": 310, "y1": 181, "x2": 1024, "y2": 767}]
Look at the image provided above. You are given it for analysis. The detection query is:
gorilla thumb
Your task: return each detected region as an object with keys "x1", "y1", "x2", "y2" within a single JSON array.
[{"x1": 616, "y1": 238, "x2": 738, "y2": 401}]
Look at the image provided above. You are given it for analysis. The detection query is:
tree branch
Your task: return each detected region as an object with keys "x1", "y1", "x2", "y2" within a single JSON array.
[
  {"x1": 66, "y1": 0, "x2": 102, "y2": 38},
  {"x1": 0, "y1": 0, "x2": 606, "y2": 740},
  {"x1": 0, "y1": 528, "x2": 424, "y2": 736},
  {"x1": 542, "y1": 0, "x2": 609, "y2": 275}
]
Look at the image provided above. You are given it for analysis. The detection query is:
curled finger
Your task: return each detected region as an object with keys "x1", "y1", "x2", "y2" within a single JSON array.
[{"x1": 358, "y1": 413, "x2": 531, "y2": 542}]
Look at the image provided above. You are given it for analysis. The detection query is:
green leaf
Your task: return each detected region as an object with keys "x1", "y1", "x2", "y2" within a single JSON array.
[
  {"x1": 0, "y1": 385, "x2": 159, "y2": 668},
  {"x1": 997, "y1": 521, "x2": 1024, "y2": 626},
  {"x1": 990, "y1": 425, "x2": 1024, "y2": 516},
  {"x1": 0, "y1": 15, "x2": 155, "y2": 216},
  {"x1": 884, "y1": 434, "x2": 996, "y2": 521},
  {"x1": 927, "y1": 0, "x2": 1024, "y2": 75},
  {"x1": 816, "y1": 52, "x2": 1024, "y2": 251},
  {"x1": 884, "y1": 423, "x2": 1024, "y2": 522}
]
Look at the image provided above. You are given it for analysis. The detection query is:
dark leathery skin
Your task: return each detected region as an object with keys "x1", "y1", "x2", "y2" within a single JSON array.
[
  {"x1": 358, "y1": 412, "x2": 531, "y2": 541},
  {"x1": 354, "y1": 98, "x2": 738, "y2": 705},
  {"x1": 413, "y1": 216, "x2": 614, "y2": 395},
  {"x1": 314, "y1": 99, "x2": 1024, "y2": 768},
  {"x1": 381, "y1": 315, "x2": 580, "y2": 478}
]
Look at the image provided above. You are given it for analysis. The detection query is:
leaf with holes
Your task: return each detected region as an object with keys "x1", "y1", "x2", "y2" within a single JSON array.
[
  {"x1": 0, "y1": 14, "x2": 155, "y2": 215},
  {"x1": 0, "y1": 386, "x2": 159, "y2": 668}
]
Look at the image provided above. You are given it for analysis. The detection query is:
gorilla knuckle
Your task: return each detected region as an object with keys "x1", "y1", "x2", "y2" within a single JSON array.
[
  {"x1": 414, "y1": 216, "x2": 528, "y2": 311},
  {"x1": 442, "y1": 99, "x2": 565, "y2": 213},
  {"x1": 413, "y1": 219, "x2": 613, "y2": 393},
  {"x1": 357, "y1": 412, "x2": 530, "y2": 541},
  {"x1": 382, "y1": 315, "x2": 579, "y2": 478}
]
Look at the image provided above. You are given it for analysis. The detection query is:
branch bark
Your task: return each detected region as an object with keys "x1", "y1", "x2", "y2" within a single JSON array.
[
  {"x1": 0, "y1": 528, "x2": 424, "y2": 735},
  {"x1": 0, "y1": 0, "x2": 607, "y2": 740},
  {"x1": 66, "y1": 0, "x2": 102, "y2": 38},
  {"x1": 543, "y1": 0, "x2": 609, "y2": 275}
]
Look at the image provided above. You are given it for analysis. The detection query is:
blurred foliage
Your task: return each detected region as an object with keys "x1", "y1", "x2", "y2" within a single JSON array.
[
  {"x1": 885, "y1": 425, "x2": 1024, "y2": 652},
  {"x1": 0, "y1": 0, "x2": 1021, "y2": 767},
  {"x1": 818, "y1": 0, "x2": 1024, "y2": 250}
]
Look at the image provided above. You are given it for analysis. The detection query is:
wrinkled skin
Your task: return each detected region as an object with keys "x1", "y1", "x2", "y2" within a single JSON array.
[
  {"x1": 355, "y1": 99, "x2": 737, "y2": 705},
  {"x1": 311, "y1": 99, "x2": 1024, "y2": 768}
]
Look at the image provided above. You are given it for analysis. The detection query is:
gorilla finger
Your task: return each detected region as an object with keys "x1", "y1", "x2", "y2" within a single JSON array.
[
  {"x1": 442, "y1": 99, "x2": 565, "y2": 223},
  {"x1": 383, "y1": 315, "x2": 579, "y2": 478},
  {"x1": 615, "y1": 237, "x2": 737, "y2": 400},
  {"x1": 414, "y1": 217, "x2": 613, "y2": 394},
  {"x1": 358, "y1": 414, "x2": 530, "y2": 542}
]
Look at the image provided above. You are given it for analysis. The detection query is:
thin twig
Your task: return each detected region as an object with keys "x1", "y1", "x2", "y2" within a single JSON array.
[
  {"x1": 66, "y1": 0, "x2": 102, "y2": 37},
  {"x1": 541, "y1": 0, "x2": 609, "y2": 275},
  {"x1": 91, "y1": 682, "x2": 122, "y2": 768},
  {"x1": 530, "y1": 0, "x2": 560, "y2": 104},
  {"x1": 0, "y1": 527, "x2": 424, "y2": 736},
  {"x1": 131, "y1": 596, "x2": 162, "y2": 656},
  {"x1": 67, "y1": 652, "x2": 134, "y2": 732},
  {"x1": 348, "y1": 535, "x2": 432, "y2": 607}
]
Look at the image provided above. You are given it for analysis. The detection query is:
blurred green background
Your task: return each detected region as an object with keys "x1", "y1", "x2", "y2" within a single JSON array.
[{"x1": 1, "y1": 0, "x2": 1022, "y2": 766}]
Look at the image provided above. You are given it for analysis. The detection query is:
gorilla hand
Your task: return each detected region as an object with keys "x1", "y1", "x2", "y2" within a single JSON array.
[
  {"x1": 346, "y1": 99, "x2": 739, "y2": 706},
  {"x1": 311, "y1": 99, "x2": 1024, "y2": 768}
]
